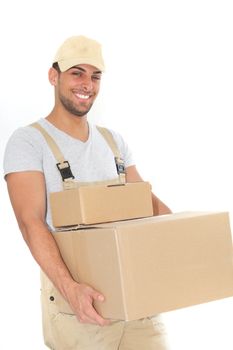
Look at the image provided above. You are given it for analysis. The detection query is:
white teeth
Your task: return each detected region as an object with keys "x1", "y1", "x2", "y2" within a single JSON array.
[{"x1": 76, "y1": 93, "x2": 89, "y2": 99}]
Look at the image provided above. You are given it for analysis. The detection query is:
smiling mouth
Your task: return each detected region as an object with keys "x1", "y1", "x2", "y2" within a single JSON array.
[{"x1": 74, "y1": 93, "x2": 90, "y2": 100}]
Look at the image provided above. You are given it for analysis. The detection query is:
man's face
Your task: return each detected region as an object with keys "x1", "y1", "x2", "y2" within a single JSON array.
[{"x1": 54, "y1": 64, "x2": 102, "y2": 117}]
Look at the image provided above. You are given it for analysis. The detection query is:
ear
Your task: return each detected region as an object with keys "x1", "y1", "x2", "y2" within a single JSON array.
[{"x1": 48, "y1": 67, "x2": 59, "y2": 86}]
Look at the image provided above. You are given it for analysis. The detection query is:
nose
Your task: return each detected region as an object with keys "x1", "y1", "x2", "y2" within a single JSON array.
[{"x1": 81, "y1": 75, "x2": 93, "y2": 91}]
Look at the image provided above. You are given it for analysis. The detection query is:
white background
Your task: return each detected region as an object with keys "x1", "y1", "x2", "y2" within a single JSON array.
[{"x1": 0, "y1": 0, "x2": 233, "y2": 349}]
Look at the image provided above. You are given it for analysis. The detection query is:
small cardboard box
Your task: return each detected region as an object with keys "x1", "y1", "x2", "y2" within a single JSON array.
[
  {"x1": 52, "y1": 212, "x2": 233, "y2": 321},
  {"x1": 50, "y1": 181, "x2": 153, "y2": 227}
]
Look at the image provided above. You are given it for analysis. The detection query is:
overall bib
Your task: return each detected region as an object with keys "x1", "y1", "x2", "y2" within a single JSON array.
[{"x1": 31, "y1": 123, "x2": 169, "y2": 350}]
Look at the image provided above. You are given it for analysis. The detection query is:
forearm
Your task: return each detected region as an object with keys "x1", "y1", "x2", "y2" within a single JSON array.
[
  {"x1": 19, "y1": 218, "x2": 75, "y2": 300},
  {"x1": 6, "y1": 172, "x2": 108, "y2": 325},
  {"x1": 125, "y1": 165, "x2": 172, "y2": 215},
  {"x1": 152, "y1": 192, "x2": 172, "y2": 216}
]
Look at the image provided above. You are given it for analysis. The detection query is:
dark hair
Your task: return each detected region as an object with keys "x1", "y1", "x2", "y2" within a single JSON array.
[{"x1": 52, "y1": 62, "x2": 61, "y2": 73}]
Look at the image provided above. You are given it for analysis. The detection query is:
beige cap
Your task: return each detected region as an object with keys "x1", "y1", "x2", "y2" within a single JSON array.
[{"x1": 53, "y1": 35, "x2": 105, "y2": 72}]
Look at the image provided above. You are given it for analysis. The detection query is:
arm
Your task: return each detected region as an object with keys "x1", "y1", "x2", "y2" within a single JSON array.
[
  {"x1": 125, "y1": 165, "x2": 172, "y2": 215},
  {"x1": 6, "y1": 171, "x2": 109, "y2": 326}
]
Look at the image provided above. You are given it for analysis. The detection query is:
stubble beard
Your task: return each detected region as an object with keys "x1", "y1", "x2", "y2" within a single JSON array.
[{"x1": 59, "y1": 93, "x2": 93, "y2": 117}]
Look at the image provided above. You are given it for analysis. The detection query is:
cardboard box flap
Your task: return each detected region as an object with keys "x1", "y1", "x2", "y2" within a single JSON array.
[{"x1": 87, "y1": 211, "x2": 228, "y2": 228}]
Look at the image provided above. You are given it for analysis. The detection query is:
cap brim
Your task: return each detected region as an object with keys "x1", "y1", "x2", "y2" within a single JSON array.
[{"x1": 57, "y1": 58, "x2": 105, "y2": 72}]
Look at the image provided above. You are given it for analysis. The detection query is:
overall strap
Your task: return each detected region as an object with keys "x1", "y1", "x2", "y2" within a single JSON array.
[
  {"x1": 30, "y1": 122, "x2": 126, "y2": 184},
  {"x1": 30, "y1": 122, "x2": 75, "y2": 182},
  {"x1": 96, "y1": 126, "x2": 126, "y2": 184}
]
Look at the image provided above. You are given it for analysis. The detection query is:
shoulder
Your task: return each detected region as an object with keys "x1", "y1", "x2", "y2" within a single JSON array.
[
  {"x1": 3, "y1": 119, "x2": 45, "y2": 177},
  {"x1": 93, "y1": 124, "x2": 127, "y2": 145},
  {"x1": 92, "y1": 124, "x2": 135, "y2": 167},
  {"x1": 6, "y1": 119, "x2": 45, "y2": 145}
]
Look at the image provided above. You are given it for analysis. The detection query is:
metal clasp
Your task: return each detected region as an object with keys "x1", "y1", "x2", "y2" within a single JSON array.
[{"x1": 56, "y1": 161, "x2": 75, "y2": 181}]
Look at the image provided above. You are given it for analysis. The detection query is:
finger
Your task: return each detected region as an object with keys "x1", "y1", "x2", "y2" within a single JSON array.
[
  {"x1": 84, "y1": 305, "x2": 111, "y2": 326},
  {"x1": 80, "y1": 314, "x2": 110, "y2": 326},
  {"x1": 95, "y1": 315, "x2": 111, "y2": 326}
]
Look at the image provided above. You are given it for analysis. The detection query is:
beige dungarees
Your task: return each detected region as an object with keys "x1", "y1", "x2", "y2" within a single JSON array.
[{"x1": 31, "y1": 123, "x2": 169, "y2": 350}]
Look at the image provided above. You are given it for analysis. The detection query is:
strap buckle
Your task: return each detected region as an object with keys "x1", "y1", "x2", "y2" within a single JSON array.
[
  {"x1": 56, "y1": 161, "x2": 75, "y2": 181},
  {"x1": 115, "y1": 157, "x2": 125, "y2": 175}
]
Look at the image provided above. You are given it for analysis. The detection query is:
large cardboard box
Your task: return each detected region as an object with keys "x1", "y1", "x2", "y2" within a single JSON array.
[
  {"x1": 50, "y1": 182, "x2": 153, "y2": 227},
  {"x1": 53, "y1": 212, "x2": 233, "y2": 321}
]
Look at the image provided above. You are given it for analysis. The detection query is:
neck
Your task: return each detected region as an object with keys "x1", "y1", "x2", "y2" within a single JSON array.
[{"x1": 46, "y1": 109, "x2": 89, "y2": 141}]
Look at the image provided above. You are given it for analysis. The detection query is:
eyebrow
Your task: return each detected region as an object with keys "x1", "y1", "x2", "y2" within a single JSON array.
[{"x1": 70, "y1": 66, "x2": 102, "y2": 75}]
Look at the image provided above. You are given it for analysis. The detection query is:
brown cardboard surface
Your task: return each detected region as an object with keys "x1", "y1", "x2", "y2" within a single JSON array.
[
  {"x1": 50, "y1": 181, "x2": 153, "y2": 227},
  {"x1": 53, "y1": 212, "x2": 233, "y2": 320}
]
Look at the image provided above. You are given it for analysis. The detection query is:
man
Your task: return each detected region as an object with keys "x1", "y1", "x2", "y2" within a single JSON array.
[{"x1": 4, "y1": 35, "x2": 171, "y2": 349}]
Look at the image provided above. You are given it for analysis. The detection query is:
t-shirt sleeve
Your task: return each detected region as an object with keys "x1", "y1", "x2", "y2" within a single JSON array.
[
  {"x1": 110, "y1": 129, "x2": 135, "y2": 168},
  {"x1": 3, "y1": 127, "x2": 43, "y2": 178}
]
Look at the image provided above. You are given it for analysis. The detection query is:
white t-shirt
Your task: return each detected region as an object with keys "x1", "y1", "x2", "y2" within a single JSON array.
[{"x1": 3, "y1": 118, "x2": 134, "y2": 228}]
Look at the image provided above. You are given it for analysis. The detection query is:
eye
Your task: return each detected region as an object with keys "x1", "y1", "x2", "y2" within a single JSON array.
[
  {"x1": 92, "y1": 75, "x2": 101, "y2": 81},
  {"x1": 72, "y1": 71, "x2": 82, "y2": 76}
]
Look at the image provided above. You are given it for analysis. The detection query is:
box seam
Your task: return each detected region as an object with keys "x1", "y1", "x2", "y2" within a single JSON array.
[
  {"x1": 78, "y1": 188, "x2": 86, "y2": 224},
  {"x1": 114, "y1": 229, "x2": 129, "y2": 320}
]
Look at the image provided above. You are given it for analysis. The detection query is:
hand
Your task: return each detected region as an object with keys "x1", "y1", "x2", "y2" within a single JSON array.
[{"x1": 66, "y1": 281, "x2": 111, "y2": 326}]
